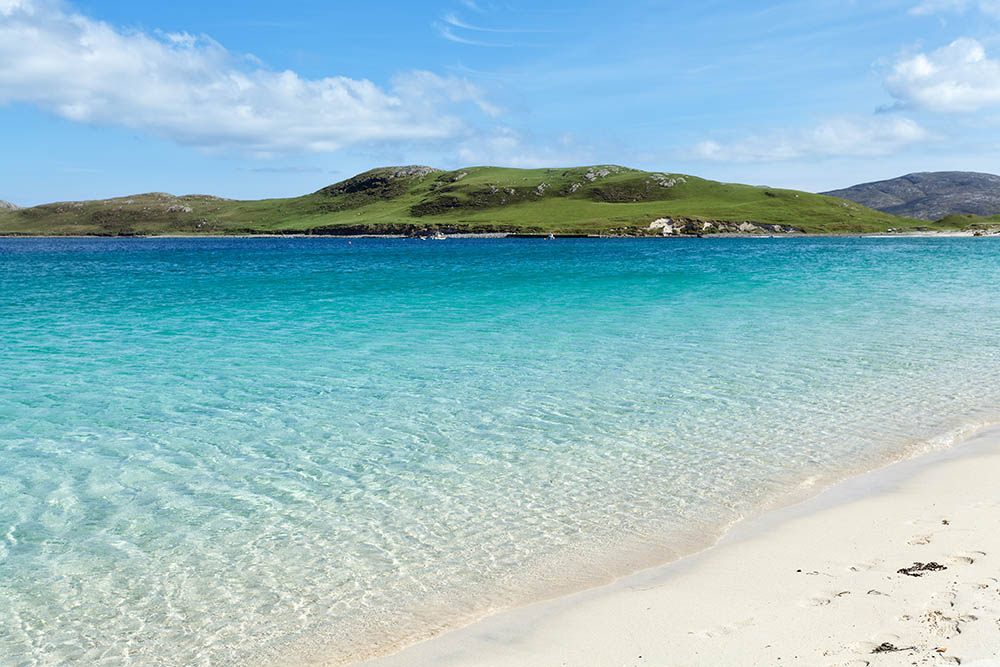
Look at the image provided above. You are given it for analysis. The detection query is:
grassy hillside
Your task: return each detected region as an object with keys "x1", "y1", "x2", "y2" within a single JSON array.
[{"x1": 0, "y1": 165, "x2": 978, "y2": 236}]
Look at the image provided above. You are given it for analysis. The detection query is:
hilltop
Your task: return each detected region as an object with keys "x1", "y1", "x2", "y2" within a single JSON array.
[
  {"x1": 0, "y1": 165, "x2": 984, "y2": 237},
  {"x1": 823, "y1": 171, "x2": 1000, "y2": 220}
]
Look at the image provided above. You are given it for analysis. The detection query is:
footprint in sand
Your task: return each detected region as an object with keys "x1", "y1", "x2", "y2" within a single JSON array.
[
  {"x1": 907, "y1": 534, "x2": 933, "y2": 546},
  {"x1": 802, "y1": 591, "x2": 852, "y2": 607},
  {"x1": 848, "y1": 558, "x2": 883, "y2": 572},
  {"x1": 948, "y1": 579, "x2": 998, "y2": 616},
  {"x1": 803, "y1": 596, "x2": 832, "y2": 607},
  {"x1": 947, "y1": 550, "x2": 986, "y2": 566},
  {"x1": 952, "y1": 577, "x2": 995, "y2": 591},
  {"x1": 693, "y1": 617, "x2": 754, "y2": 638},
  {"x1": 928, "y1": 590, "x2": 957, "y2": 608}
]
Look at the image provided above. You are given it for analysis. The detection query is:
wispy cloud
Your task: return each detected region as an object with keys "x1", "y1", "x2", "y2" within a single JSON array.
[
  {"x1": 441, "y1": 12, "x2": 558, "y2": 33},
  {"x1": 910, "y1": 0, "x2": 970, "y2": 14},
  {"x1": 909, "y1": 0, "x2": 1000, "y2": 17},
  {"x1": 884, "y1": 38, "x2": 1000, "y2": 112},
  {"x1": 0, "y1": 0, "x2": 499, "y2": 156},
  {"x1": 434, "y1": 23, "x2": 516, "y2": 47},
  {"x1": 435, "y1": 3, "x2": 558, "y2": 47},
  {"x1": 692, "y1": 116, "x2": 931, "y2": 162}
]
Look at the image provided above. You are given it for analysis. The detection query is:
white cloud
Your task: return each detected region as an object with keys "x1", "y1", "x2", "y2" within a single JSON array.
[
  {"x1": 910, "y1": 0, "x2": 1000, "y2": 17},
  {"x1": 456, "y1": 127, "x2": 593, "y2": 167},
  {"x1": 0, "y1": 0, "x2": 29, "y2": 13},
  {"x1": 885, "y1": 38, "x2": 1000, "y2": 112},
  {"x1": 692, "y1": 116, "x2": 930, "y2": 162},
  {"x1": 0, "y1": 0, "x2": 496, "y2": 155},
  {"x1": 391, "y1": 69, "x2": 502, "y2": 117}
]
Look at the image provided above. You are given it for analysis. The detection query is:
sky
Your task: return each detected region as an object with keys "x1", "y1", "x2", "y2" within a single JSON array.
[{"x1": 2, "y1": 0, "x2": 1000, "y2": 205}]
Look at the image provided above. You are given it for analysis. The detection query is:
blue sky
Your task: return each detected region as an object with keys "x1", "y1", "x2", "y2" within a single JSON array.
[{"x1": 2, "y1": 0, "x2": 1000, "y2": 205}]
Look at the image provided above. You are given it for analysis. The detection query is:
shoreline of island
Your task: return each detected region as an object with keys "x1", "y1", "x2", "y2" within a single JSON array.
[{"x1": 1, "y1": 230, "x2": 998, "y2": 239}]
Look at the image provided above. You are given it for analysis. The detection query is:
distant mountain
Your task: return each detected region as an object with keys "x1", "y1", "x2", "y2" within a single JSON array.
[
  {"x1": 823, "y1": 172, "x2": 1000, "y2": 220},
  {"x1": 0, "y1": 165, "x2": 964, "y2": 236},
  {"x1": 0, "y1": 200, "x2": 19, "y2": 211}
]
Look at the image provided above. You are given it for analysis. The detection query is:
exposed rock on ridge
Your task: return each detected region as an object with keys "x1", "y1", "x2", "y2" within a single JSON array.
[
  {"x1": 318, "y1": 166, "x2": 441, "y2": 196},
  {"x1": 0, "y1": 200, "x2": 19, "y2": 211},
  {"x1": 315, "y1": 166, "x2": 442, "y2": 212}
]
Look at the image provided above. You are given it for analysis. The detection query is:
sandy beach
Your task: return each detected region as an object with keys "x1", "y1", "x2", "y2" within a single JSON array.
[{"x1": 365, "y1": 425, "x2": 1000, "y2": 667}]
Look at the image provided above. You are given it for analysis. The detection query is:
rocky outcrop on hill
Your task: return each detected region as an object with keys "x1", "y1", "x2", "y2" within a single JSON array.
[
  {"x1": 318, "y1": 166, "x2": 440, "y2": 196},
  {"x1": 316, "y1": 166, "x2": 442, "y2": 212},
  {"x1": 649, "y1": 217, "x2": 799, "y2": 235},
  {"x1": 823, "y1": 172, "x2": 1000, "y2": 220},
  {"x1": 0, "y1": 200, "x2": 19, "y2": 211}
]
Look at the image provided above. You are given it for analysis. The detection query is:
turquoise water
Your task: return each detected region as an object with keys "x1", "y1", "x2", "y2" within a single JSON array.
[{"x1": 2, "y1": 237, "x2": 1000, "y2": 665}]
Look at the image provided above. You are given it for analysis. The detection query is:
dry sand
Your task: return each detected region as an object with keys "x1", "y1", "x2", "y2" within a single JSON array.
[{"x1": 364, "y1": 425, "x2": 1000, "y2": 667}]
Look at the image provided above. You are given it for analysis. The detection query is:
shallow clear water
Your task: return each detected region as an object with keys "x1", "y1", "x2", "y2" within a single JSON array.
[{"x1": 1, "y1": 237, "x2": 999, "y2": 665}]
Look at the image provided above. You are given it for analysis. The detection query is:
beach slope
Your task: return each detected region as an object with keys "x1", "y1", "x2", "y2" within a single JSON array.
[{"x1": 365, "y1": 426, "x2": 1000, "y2": 667}]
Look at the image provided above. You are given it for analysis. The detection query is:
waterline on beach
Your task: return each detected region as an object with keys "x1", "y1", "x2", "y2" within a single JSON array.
[{"x1": 360, "y1": 415, "x2": 1000, "y2": 663}]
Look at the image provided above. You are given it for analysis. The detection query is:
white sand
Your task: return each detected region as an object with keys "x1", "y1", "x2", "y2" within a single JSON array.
[{"x1": 364, "y1": 425, "x2": 1000, "y2": 667}]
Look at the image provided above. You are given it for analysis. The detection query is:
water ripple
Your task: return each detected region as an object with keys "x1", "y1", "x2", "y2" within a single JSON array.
[{"x1": 1, "y1": 237, "x2": 999, "y2": 664}]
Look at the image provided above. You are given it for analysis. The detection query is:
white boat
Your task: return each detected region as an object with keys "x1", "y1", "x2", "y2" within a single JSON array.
[{"x1": 432, "y1": 232, "x2": 446, "y2": 240}]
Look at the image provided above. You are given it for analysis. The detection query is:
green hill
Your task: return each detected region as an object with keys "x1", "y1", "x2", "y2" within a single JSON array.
[{"x1": 0, "y1": 164, "x2": 979, "y2": 236}]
